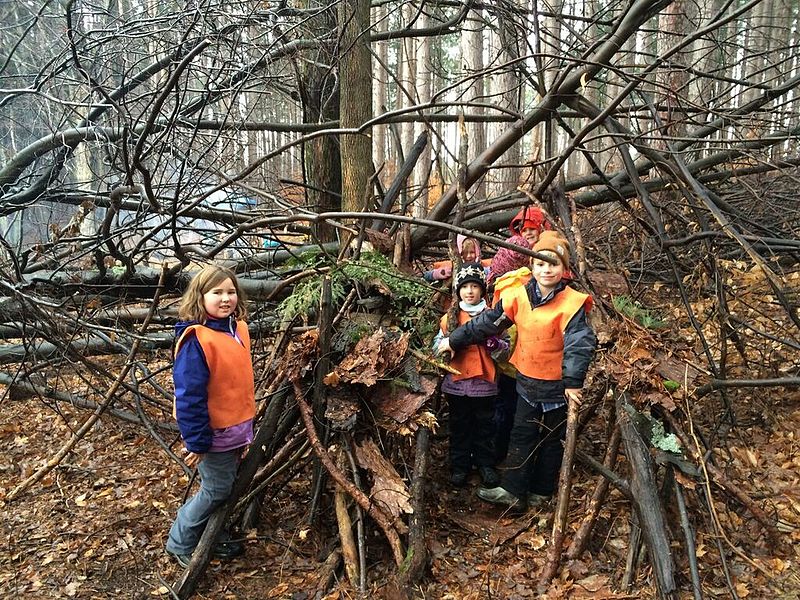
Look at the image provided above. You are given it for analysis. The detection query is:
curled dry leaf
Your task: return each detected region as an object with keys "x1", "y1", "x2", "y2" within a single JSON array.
[{"x1": 325, "y1": 328, "x2": 409, "y2": 387}]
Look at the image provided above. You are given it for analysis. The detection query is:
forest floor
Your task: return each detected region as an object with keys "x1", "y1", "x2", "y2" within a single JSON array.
[{"x1": 1, "y1": 382, "x2": 799, "y2": 599}]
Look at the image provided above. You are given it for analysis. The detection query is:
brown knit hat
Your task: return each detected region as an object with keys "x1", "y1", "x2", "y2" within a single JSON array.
[{"x1": 533, "y1": 230, "x2": 571, "y2": 270}]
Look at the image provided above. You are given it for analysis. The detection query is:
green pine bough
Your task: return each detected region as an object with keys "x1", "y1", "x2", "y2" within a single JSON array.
[{"x1": 278, "y1": 251, "x2": 438, "y2": 342}]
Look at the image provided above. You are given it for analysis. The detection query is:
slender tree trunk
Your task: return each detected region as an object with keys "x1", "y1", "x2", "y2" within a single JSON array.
[
  {"x1": 373, "y1": 3, "x2": 388, "y2": 186},
  {"x1": 413, "y1": 11, "x2": 432, "y2": 218},
  {"x1": 298, "y1": 1, "x2": 341, "y2": 241},
  {"x1": 461, "y1": 6, "x2": 486, "y2": 201},
  {"x1": 339, "y1": 0, "x2": 373, "y2": 213}
]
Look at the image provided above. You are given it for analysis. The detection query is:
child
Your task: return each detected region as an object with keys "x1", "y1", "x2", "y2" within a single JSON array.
[
  {"x1": 423, "y1": 235, "x2": 491, "y2": 282},
  {"x1": 486, "y1": 233, "x2": 531, "y2": 288},
  {"x1": 509, "y1": 206, "x2": 550, "y2": 246},
  {"x1": 485, "y1": 234, "x2": 531, "y2": 463},
  {"x1": 165, "y1": 265, "x2": 256, "y2": 567},
  {"x1": 433, "y1": 263, "x2": 503, "y2": 488},
  {"x1": 437, "y1": 231, "x2": 596, "y2": 512}
]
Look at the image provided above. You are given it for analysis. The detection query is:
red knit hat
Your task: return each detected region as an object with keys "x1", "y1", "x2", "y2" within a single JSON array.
[{"x1": 509, "y1": 206, "x2": 550, "y2": 235}]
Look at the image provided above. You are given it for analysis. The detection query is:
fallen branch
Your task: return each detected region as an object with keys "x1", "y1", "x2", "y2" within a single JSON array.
[
  {"x1": 398, "y1": 425, "x2": 431, "y2": 588},
  {"x1": 568, "y1": 423, "x2": 623, "y2": 559},
  {"x1": 617, "y1": 393, "x2": 678, "y2": 600},
  {"x1": 7, "y1": 268, "x2": 167, "y2": 501},
  {"x1": 541, "y1": 396, "x2": 580, "y2": 583}
]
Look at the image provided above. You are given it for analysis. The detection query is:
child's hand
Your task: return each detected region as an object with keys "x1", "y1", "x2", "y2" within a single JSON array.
[
  {"x1": 484, "y1": 336, "x2": 508, "y2": 352},
  {"x1": 565, "y1": 389, "x2": 582, "y2": 406},
  {"x1": 184, "y1": 449, "x2": 205, "y2": 468},
  {"x1": 435, "y1": 337, "x2": 454, "y2": 359}
]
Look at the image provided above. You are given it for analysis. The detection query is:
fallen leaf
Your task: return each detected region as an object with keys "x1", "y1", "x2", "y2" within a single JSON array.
[{"x1": 151, "y1": 586, "x2": 170, "y2": 596}]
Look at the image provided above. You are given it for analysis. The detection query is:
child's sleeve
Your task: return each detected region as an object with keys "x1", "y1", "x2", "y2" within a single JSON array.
[
  {"x1": 173, "y1": 335, "x2": 213, "y2": 453},
  {"x1": 449, "y1": 301, "x2": 512, "y2": 351},
  {"x1": 562, "y1": 307, "x2": 597, "y2": 388},
  {"x1": 432, "y1": 314, "x2": 447, "y2": 350}
]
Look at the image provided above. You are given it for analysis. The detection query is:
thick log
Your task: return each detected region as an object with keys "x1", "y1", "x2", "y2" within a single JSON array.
[
  {"x1": 617, "y1": 394, "x2": 677, "y2": 600},
  {"x1": 19, "y1": 267, "x2": 285, "y2": 300}
]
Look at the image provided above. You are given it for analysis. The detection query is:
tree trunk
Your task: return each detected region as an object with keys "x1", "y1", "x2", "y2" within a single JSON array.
[
  {"x1": 297, "y1": 1, "x2": 341, "y2": 242},
  {"x1": 339, "y1": 0, "x2": 374, "y2": 213}
]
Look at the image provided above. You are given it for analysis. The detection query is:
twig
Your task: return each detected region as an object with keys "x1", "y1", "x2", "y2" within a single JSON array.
[
  {"x1": 408, "y1": 348, "x2": 461, "y2": 375},
  {"x1": 673, "y1": 471, "x2": 704, "y2": 600}
]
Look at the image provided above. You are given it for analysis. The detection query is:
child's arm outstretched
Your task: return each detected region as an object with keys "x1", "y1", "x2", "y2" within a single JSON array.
[
  {"x1": 173, "y1": 334, "x2": 213, "y2": 465},
  {"x1": 436, "y1": 301, "x2": 512, "y2": 356}
]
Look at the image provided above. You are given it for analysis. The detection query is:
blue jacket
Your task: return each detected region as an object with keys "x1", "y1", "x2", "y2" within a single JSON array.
[{"x1": 173, "y1": 316, "x2": 240, "y2": 453}]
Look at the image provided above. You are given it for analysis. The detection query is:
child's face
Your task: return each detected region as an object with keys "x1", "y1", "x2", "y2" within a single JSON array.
[
  {"x1": 203, "y1": 277, "x2": 238, "y2": 319},
  {"x1": 458, "y1": 282, "x2": 483, "y2": 305},
  {"x1": 532, "y1": 254, "x2": 564, "y2": 292},
  {"x1": 520, "y1": 227, "x2": 541, "y2": 244},
  {"x1": 460, "y1": 241, "x2": 477, "y2": 263}
]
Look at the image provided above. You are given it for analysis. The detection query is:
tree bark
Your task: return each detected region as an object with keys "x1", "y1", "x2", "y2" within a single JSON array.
[
  {"x1": 617, "y1": 394, "x2": 678, "y2": 600},
  {"x1": 339, "y1": 0, "x2": 374, "y2": 214}
]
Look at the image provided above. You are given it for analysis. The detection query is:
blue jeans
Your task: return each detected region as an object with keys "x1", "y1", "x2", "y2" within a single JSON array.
[{"x1": 166, "y1": 449, "x2": 239, "y2": 555}]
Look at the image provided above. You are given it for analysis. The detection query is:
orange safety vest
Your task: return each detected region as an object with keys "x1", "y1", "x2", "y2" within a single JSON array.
[
  {"x1": 440, "y1": 310, "x2": 496, "y2": 383},
  {"x1": 174, "y1": 321, "x2": 256, "y2": 428},
  {"x1": 500, "y1": 284, "x2": 592, "y2": 380}
]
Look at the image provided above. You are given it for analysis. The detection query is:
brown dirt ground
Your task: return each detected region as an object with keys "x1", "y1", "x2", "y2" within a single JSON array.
[{"x1": 1, "y1": 387, "x2": 799, "y2": 599}]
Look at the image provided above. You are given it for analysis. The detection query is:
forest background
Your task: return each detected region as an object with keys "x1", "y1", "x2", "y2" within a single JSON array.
[{"x1": 0, "y1": 0, "x2": 799, "y2": 599}]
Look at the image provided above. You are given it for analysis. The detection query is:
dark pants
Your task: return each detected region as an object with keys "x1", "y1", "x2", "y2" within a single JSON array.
[
  {"x1": 446, "y1": 393, "x2": 497, "y2": 474},
  {"x1": 500, "y1": 398, "x2": 567, "y2": 499},
  {"x1": 494, "y1": 373, "x2": 518, "y2": 464}
]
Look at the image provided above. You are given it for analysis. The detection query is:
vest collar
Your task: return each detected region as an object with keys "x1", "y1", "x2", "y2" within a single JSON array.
[{"x1": 530, "y1": 280, "x2": 567, "y2": 307}]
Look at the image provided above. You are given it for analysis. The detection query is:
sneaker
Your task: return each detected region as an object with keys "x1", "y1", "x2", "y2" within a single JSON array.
[
  {"x1": 167, "y1": 551, "x2": 192, "y2": 569},
  {"x1": 476, "y1": 486, "x2": 526, "y2": 512},
  {"x1": 450, "y1": 471, "x2": 468, "y2": 487},
  {"x1": 213, "y1": 540, "x2": 245, "y2": 560},
  {"x1": 477, "y1": 466, "x2": 500, "y2": 487},
  {"x1": 527, "y1": 493, "x2": 550, "y2": 507}
]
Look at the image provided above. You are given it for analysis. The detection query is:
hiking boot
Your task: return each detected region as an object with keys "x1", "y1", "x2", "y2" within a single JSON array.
[
  {"x1": 213, "y1": 540, "x2": 245, "y2": 560},
  {"x1": 476, "y1": 486, "x2": 526, "y2": 512},
  {"x1": 527, "y1": 492, "x2": 551, "y2": 507},
  {"x1": 450, "y1": 471, "x2": 468, "y2": 487},
  {"x1": 477, "y1": 466, "x2": 500, "y2": 487},
  {"x1": 167, "y1": 551, "x2": 192, "y2": 569}
]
